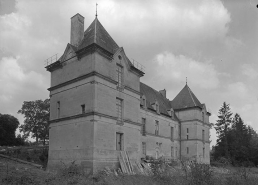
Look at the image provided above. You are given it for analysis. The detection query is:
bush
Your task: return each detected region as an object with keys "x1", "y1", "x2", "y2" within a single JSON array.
[{"x1": 188, "y1": 161, "x2": 213, "y2": 185}]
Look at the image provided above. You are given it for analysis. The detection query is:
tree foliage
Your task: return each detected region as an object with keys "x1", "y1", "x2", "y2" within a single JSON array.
[
  {"x1": 18, "y1": 99, "x2": 50, "y2": 145},
  {"x1": 213, "y1": 102, "x2": 258, "y2": 166},
  {"x1": 0, "y1": 114, "x2": 19, "y2": 146},
  {"x1": 214, "y1": 102, "x2": 232, "y2": 158}
]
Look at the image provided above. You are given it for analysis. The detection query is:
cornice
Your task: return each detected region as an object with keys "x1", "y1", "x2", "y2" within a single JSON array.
[
  {"x1": 180, "y1": 139, "x2": 210, "y2": 144},
  {"x1": 124, "y1": 85, "x2": 141, "y2": 95},
  {"x1": 180, "y1": 119, "x2": 211, "y2": 127},
  {"x1": 49, "y1": 111, "x2": 117, "y2": 124},
  {"x1": 48, "y1": 71, "x2": 117, "y2": 91},
  {"x1": 76, "y1": 43, "x2": 113, "y2": 60},
  {"x1": 145, "y1": 132, "x2": 179, "y2": 141},
  {"x1": 49, "y1": 111, "x2": 141, "y2": 127}
]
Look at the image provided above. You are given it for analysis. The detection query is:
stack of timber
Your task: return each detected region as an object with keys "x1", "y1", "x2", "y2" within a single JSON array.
[
  {"x1": 119, "y1": 151, "x2": 134, "y2": 174},
  {"x1": 118, "y1": 151, "x2": 153, "y2": 175}
]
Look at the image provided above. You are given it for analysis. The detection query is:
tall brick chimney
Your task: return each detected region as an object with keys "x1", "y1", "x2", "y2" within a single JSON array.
[{"x1": 70, "y1": 13, "x2": 84, "y2": 47}]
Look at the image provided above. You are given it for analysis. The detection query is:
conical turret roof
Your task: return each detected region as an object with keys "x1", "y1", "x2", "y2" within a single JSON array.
[
  {"x1": 170, "y1": 84, "x2": 202, "y2": 110},
  {"x1": 77, "y1": 17, "x2": 119, "y2": 54}
]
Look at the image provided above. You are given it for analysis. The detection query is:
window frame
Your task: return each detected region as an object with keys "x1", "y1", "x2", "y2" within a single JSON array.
[
  {"x1": 202, "y1": 129, "x2": 205, "y2": 141},
  {"x1": 116, "y1": 98, "x2": 123, "y2": 124},
  {"x1": 171, "y1": 126, "x2": 174, "y2": 141},
  {"x1": 142, "y1": 118, "x2": 146, "y2": 136},
  {"x1": 116, "y1": 64, "x2": 123, "y2": 89},
  {"x1": 81, "y1": 104, "x2": 85, "y2": 114},
  {"x1": 155, "y1": 120, "x2": 159, "y2": 136},
  {"x1": 116, "y1": 132, "x2": 124, "y2": 151},
  {"x1": 142, "y1": 142, "x2": 146, "y2": 155},
  {"x1": 57, "y1": 101, "x2": 60, "y2": 118}
]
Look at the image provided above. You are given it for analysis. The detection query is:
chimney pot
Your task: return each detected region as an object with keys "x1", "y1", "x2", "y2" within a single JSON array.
[{"x1": 159, "y1": 89, "x2": 166, "y2": 98}]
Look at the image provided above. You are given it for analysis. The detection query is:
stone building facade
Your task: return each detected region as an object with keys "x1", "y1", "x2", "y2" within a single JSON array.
[{"x1": 46, "y1": 13, "x2": 211, "y2": 174}]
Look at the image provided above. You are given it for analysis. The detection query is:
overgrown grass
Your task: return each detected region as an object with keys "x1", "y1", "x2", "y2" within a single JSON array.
[
  {"x1": 1, "y1": 157, "x2": 258, "y2": 185},
  {"x1": 0, "y1": 146, "x2": 48, "y2": 168}
]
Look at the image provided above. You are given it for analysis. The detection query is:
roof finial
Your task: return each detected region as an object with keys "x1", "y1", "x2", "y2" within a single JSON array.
[
  {"x1": 95, "y1": 3, "x2": 98, "y2": 17},
  {"x1": 186, "y1": 77, "x2": 187, "y2": 85}
]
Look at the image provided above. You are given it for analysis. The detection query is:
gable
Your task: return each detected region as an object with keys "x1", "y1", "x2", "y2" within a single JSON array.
[{"x1": 58, "y1": 43, "x2": 77, "y2": 63}]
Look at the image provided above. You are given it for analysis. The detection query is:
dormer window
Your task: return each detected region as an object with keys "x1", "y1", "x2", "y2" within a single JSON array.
[
  {"x1": 156, "y1": 104, "x2": 159, "y2": 112},
  {"x1": 143, "y1": 97, "x2": 146, "y2": 107},
  {"x1": 167, "y1": 108, "x2": 174, "y2": 118},
  {"x1": 141, "y1": 95, "x2": 146, "y2": 108},
  {"x1": 151, "y1": 101, "x2": 160, "y2": 114}
]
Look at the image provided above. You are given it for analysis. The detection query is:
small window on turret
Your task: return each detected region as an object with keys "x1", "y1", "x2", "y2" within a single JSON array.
[{"x1": 81, "y1": 104, "x2": 85, "y2": 114}]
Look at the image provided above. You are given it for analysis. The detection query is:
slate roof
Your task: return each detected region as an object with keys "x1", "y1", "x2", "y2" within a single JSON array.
[
  {"x1": 77, "y1": 17, "x2": 119, "y2": 54},
  {"x1": 140, "y1": 82, "x2": 172, "y2": 116},
  {"x1": 170, "y1": 84, "x2": 202, "y2": 110}
]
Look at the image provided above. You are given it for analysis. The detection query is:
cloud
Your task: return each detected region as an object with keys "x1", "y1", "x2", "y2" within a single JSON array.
[
  {"x1": 241, "y1": 64, "x2": 258, "y2": 79},
  {"x1": 153, "y1": 52, "x2": 220, "y2": 89},
  {"x1": 0, "y1": 56, "x2": 48, "y2": 112},
  {"x1": 227, "y1": 82, "x2": 249, "y2": 99}
]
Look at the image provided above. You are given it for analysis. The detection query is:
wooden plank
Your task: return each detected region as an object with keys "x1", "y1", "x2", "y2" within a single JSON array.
[
  {"x1": 123, "y1": 151, "x2": 130, "y2": 174},
  {"x1": 118, "y1": 152, "x2": 126, "y2": 173},
  {"x1": 120, "y1": 151, "x2": 128, "y2": 174},
  {"x1": 125, "y1": 151, "x2": 134, "y2": 174}
]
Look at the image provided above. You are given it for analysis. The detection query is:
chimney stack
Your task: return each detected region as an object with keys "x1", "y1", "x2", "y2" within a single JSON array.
[
  {"x1": 70, "y1": 13, "x2": 84, "y2": 47},
  {"x1": 159, "y1": 89, "x2": 166, "y2": 98}
]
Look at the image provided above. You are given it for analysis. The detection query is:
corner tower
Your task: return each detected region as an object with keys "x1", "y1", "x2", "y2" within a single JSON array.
[
  {"x1": 46, "y1": 14, "x2": 144, "y2": 174},
  {"x1": 171, "y1": 84, "x2": 211, "y2": 163}
]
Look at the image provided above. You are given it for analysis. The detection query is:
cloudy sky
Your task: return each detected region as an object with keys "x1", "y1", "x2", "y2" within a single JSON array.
[{"x1": 0, "y1": 0, "x2": 257, "y2": 147}]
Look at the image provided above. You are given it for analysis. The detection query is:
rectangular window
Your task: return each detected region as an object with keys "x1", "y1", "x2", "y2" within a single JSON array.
[
  {"x1": 142, "y1": 118, "x2": 146, "y2": 136},
  {"x1": 57, "y1": 101, "x2": 60, "y2": 118},
  {"x1": 202, "y1": 112, "x2": 204, "y2": 122},
  {"x1": 187, "y1": 147, "x2": 189, "y2": 154},
  {"x1": 155, "y1": 120, "x2": 159, "y2": 135},
  {"x1": 171, "y1": 127, "x2": 174, "y2": 140},
  {"x1": 116, "y1": 98, "x2": 123, "y2": 124},
  {"x1": 202, "y1": 130, "x2": 205, "y2": 141},
  {"x1": 117, "y1": 65, "x2": 123, "y2": 88},
  {"x1": 187, "y1": 135, "x2": 189, "y2": 140},
  {"x1": 143, "y1": 97, "x2": 146, "y2": 107},
  {"x1": 203, "y1": 147, "x2": 205, "y2": 158},
  {"x1": 142, "y1": 142, "x2": 146, "y2": 155},
  {"x1": 116, "y1": 132, "x2": 123, "y2": 151},
  {"x1": 81, "y1": 104, "x2": 85, "y2": 114},
  {"x1": 171, "y1": 146, "x2": 174, "y2": 158},
  {"x1": 187, "y1": 128, "x2": 189, "y2": 133}
]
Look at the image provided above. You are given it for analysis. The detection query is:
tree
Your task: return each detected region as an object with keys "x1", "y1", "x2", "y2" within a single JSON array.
[
  {"x1": 0, "y1": 114, "x2": 19, "y2": 146},
  {"x1": 214, "y1": 102, "x2": 232, "y2": 159},
  {"x1": 18, "y1": 99, "x2": 50, "y2": 145},
  {"x1": 228, "y1": 113, "x2": 250, "y2": 164}
]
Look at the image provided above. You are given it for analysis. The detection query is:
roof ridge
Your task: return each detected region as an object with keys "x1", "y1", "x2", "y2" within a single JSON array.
[
  {"x1": 187, "y1": 85, "x2": 196, "y2": 106},
  {"x1": 94, "y1": 17, "x2": 97, "y2": 43}
]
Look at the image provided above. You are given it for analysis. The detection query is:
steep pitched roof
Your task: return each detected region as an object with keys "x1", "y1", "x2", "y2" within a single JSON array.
[
  {"x1": 170, "y1": 84, "x2": 202, "y2": 110},
  {"x1": 77, "y1": 17, "x2": 119, "y2": 54},
  {"x1": 140, "y1": 82, "x2": 171, "y2": 116}
]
